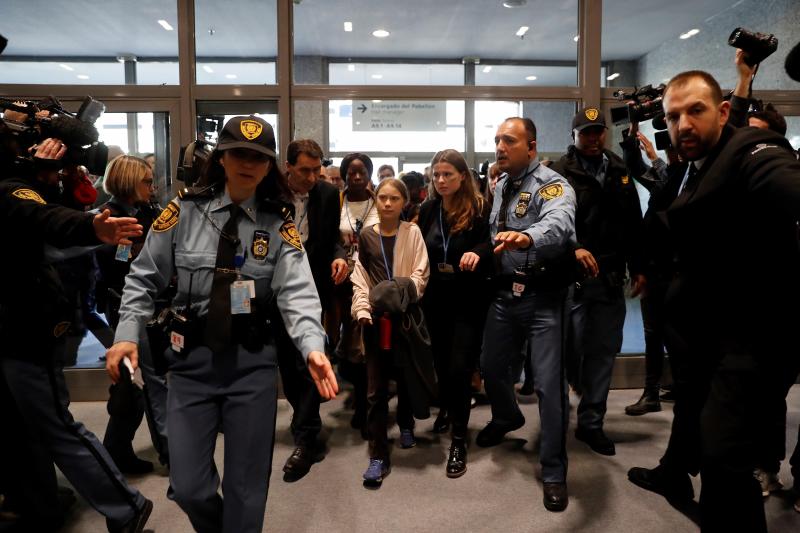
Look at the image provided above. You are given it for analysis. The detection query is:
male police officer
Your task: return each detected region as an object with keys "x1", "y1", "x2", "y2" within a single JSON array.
[
  {"x1": 0, "y1": 132, "x2": 152, "y2": 533},
  {"x1": 279, "y1": 139, "x2": 347, "y2": 481},
  {"x1": 627, "y1": 70, "x2": 800, "y2": 532},
  {"x1": 550, "y1": 108, "x2": 646, "y2": 456},
  {"x1": 477, "y1": 117, "x2": 576, "y2": 512}
]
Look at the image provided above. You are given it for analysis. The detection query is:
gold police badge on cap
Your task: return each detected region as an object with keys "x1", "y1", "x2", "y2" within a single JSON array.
[
  {"x1": 252, "y1": 230, "x2": 270, "y2": 260},
  {"x1": 585, "y1": 108, "x2": 599, "y2": 121},
  {"x1": 152, "y1": 201, "x2": 180, "y2": 232},
  {"x1": 279, "y1": 221, "x2": 303, "y2": 251},
  {"x1": 539, "y1": 183, "x2": 564, "y2": 201},
  {"x1": 240, "y1": 119, "x2": 263, "y2": 140},
  {"x1": 12, "y1": 188, "x2": 46, "y2": 205}
]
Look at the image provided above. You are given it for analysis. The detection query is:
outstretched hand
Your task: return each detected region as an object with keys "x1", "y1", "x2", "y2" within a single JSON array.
[
  {"x1": 307, "y1": 351, "x2": 339, "y2": 400},
  {"x1": 93, "y1": 209, "x2": 143, "y2": 245}
]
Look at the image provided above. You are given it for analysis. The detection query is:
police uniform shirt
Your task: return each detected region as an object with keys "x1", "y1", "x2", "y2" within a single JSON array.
[
  {"x1": 115, "y1": 187, "x2": 326, "y2": 360},
  {"x1": 489, "y1": 160, "x2": 576, "y2": 275}
]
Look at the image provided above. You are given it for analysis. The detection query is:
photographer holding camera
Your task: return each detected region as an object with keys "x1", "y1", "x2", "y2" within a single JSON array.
[{"x1": 0, "y1": 108, "x2": 153, "y2": 532}]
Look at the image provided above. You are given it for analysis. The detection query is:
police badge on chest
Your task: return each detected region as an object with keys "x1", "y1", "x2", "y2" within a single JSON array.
[
  {"x1": 515, "y1": 192, "x2": 532, "y2": 217},
  {"x1": 252, "y1": 230, "x2": 270, "y2": 260}
]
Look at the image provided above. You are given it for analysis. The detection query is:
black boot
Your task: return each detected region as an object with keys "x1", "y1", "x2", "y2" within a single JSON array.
[
  {"x1": 446, "y1": 438, "x2": 467, "y2": 478},
  {"x1": 432, "y1": 409, "x2": 450, "y2": 434},
  {"x1": 625, "y1": 388, "x2": 661, "y2": 416}
]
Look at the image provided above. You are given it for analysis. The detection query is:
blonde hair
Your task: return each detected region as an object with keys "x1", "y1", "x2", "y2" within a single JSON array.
[
  {"x1": 429, "y1": 149, "x2": 484, "y2": 234},
  {"x1": 103, "y1": 155, "x2": 151, "y2": 201},
  {"x1": 375, "y1": 178, "x2": 409, "y2": 203}
]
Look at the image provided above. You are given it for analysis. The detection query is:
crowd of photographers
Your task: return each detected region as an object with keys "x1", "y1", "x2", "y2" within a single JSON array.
[{"x1": 1, "y1": 26, "x2": 800, "y2": 533}]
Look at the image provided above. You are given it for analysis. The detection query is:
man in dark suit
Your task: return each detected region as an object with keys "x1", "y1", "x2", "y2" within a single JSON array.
[
  {"x1": 627, "y1": 70, "x2": 800, "y2": 532},
  {"x1": 277, "y1": 139, "x2": 347, "y2": 481}
]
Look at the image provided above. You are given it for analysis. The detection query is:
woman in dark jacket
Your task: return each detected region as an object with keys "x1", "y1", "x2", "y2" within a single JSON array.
[{"x1": 418, "y1": 149, "x2": 492, "y2": 478}]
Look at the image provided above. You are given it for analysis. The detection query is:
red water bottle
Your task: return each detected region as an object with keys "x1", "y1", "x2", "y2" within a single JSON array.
[{"x1": 379, "y1": 313, "x2": 392, "y2": 350}]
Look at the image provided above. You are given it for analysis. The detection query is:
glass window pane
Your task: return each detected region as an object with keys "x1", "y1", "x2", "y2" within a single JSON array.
[
  {"x1": 602, "y1": 0, "x2": 799, "y2": 90},
  {"x1": 196, "y1": 102, "x2": 279, "y2": 153},
  {"x1": 328, "y1": 63, "x2": 463, "y2": 85},
  {"x1": 294, "y1": 0, "x2": 578, "y2": 86},
  {"x1": 195, "y1": 0, "x2": 277, "y2": 85},
  {"x1": 786, "y1": 116, "x2": 800, "y2": 150},
  {"x1": 0, "y1": 1, "x2": 178, "y2": 85}
]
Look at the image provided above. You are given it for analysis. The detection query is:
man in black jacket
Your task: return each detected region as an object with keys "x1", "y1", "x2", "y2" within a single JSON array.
[
  {"x1": 277, "y1": 139, "x2": 347, "y2": 481},
  {"x1": 627, "y1": 70, "x2": 800, "y2": 532},
  {"x1": 550, "y1": 108, "x2": 646, "y2": 456}
]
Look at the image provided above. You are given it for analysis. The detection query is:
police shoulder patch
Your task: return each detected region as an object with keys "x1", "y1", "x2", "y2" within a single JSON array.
[
  {"x1": 152, "y1": 201, "x2": 180, "y2": 232},
  {"x1": 539, "y1": 183, "x2": 564, "y2": 200},
  {"x1": 279, "y1": 221, "x2": 303, "y2": 251},
  {"x1": 11, "y1": 188, "x2": 46, "y2": 205}
]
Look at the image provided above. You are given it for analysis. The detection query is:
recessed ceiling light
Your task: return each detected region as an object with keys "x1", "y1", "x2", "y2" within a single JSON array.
[
  {"x1": 371, "y1": 74, "x2": 383, "y2": 79},
  {"x1": 372, "y1": 100, "x2": 382, "y2": 103},
  {"x1": 157, "y1": 19, "x2": 174, "y2": 31},
  {"x1": 347, "y1": 64, "x2": 355, "y2": 72},
  {"x1": 525, "y1": 75, "x2": 537, "y2": 81},
  {"x1": 606, "y1": 72, "x2": 620, "y2": 81},
  {"x1": 59, "y1": 64, "x2": 74, "y2": 71},
  {"x1": 503, "y1": 0, "x2": 527, "y2": 7},
  {"x1": 680, "y1": 28, "x2": 700, "y2": 39},
  {"x1": 516, "y1": 26, "x2": 529, "y2": 37},
  {"x1": 225, "y1": 74, "x2": 237, "y2": 79},
  {"x1": 573, "y1": 35, "x2": 580, "y2": 42},
  {"x1": 77, "y1": 74, "x2": 90, "y2": 80},
  {"x1": 344, "y1": 21, "x2": 353, "y2": 32},
  {"x1": 202, "y1": 65, "x2": 214, "y2": 73},
  {"x1": 372, "y1": 29, "x2": 390, "y2": 38},
  {"x1": 482, "y1": 66, "x2": 493, "y2": 73}
]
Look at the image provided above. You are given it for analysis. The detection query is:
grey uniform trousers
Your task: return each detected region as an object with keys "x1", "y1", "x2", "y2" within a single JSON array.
[
  {"x1": 480, "y1": 288, "x2": 569, "y2": 483},
  {"x1": 166, "y1": 343, "x2": 278, "y2": 533},
  {"x1": 0, "y1": 354, "x2": 145, "y2": 529}
]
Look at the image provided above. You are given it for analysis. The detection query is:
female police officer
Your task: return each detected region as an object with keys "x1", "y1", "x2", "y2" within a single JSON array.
[{"x1": 105, "y1": 116, "x2": 338, "y2": 533}]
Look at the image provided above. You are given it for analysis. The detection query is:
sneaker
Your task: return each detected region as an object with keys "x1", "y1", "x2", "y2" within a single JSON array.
[
  {"x1": 753, "y1": 468, "x2": 783, "y2": 497},
  {"x1": 399, "y1": 428, "x2": 416, "y2": 449},
  {"x1": 363, "y1": 458, "x2": 390, "y2": 488}
]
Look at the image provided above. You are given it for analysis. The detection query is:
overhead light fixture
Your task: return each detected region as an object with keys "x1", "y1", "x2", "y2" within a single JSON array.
[
  {"x1": 680, "y1": 28, "x2": 700, "y2": 39},
  {"x1": 516, "y1": 26, "x2": 529, "y2": 37},
  {"x1": 482, "y1": 66, "x2": 493, "y2": 73},
  {"x1": 59, "y1": 63, "x2": 74, "y2": 71},
  {"x1": 347, "y1": 64, "x2": 355, "y2": 72},
  {"x1": 225, "y1": 74, "x2": 237, "y2": 79},
  {"x1": 372, "y1": 100, "x2": 382, "y2": 103},
  {"x1": 344, "y1": 21, "x2": 353, "y2": 32},
  {"x1": 525, "y1": 75, "x2": 537, "y2": 81},
  {"x1": 371, "y1": 74, "x2": 383, "y2": 79},
  {"x1": 372, "y1": 29, "x2": 390, "y2": 38},
  {"x1": 77, "y1": 74, "x2": 90, "y2": 80},
  {"x1": 202, "y1": 65, "x2": 214, "y2": 73},
  {"x1": 573, "y1": 35, "x2": 580, "y2": 42},
  {"x1": 606, "y1": 72, "x2": 620, "y2": 81},
  {"x1": 503, "y1": 0, "x2": 527, "y2": 7},
  {"x1": 157, "y1": 19, "x2": 174, "y2": 31}
]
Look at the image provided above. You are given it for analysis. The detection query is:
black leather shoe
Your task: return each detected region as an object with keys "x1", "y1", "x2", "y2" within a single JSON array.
[
  {"x1": 446, "y1": 438, "x2": 467, "y2": 478},
  {"x1": 432, "y1": 410, "x2": 450, "y2": 434},
  {"x1": 543, "y1": 482, "x2": 568, "y2": 512},
  {"x1": 283, "y1": 446, "x2": 321, "y2": 482},
  {"x1": 108, "y1": 498, "x2": 152, "y2": 533},
  {"x1": 575, "y1": 427, "x2": 616, "y2": 456},
  {"x1": 475, "y1": 417, "x2": 525, "y2": 448},
  {"x1": 625, "y1": 390, "x2": 661, "y2": 416},
  {"x1": 111, "y1": 454, "x2": 154, "y2": 475},
  {"x1": 628, "y1": 465, "x2": 694, "y2": 502}
]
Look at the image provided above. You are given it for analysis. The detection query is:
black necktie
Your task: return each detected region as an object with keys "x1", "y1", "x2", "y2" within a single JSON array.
[
  {"x1": 205, "y1": 204, "x2": 242, "y2": 353},
  {"x1": 679, "y1": 162, "x2": 699, "y2": 197},
  {"x1": 497, "y1": 178, "x2": 522, "y2": 232}
]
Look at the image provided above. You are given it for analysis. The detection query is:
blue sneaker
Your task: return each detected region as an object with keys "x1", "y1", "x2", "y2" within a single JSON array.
[
  {"x1": 363, "y1": 458, "x2": 390, "y2": 488},
  {"x1": 399, "y1": 428, "x2": 416, "y2": 449}
]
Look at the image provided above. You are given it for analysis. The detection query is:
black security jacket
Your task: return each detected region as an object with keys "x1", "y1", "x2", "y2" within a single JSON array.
[
  {"x1": 665, "y1": 125, "x2": 800, "y2": 356},
  {"x1": 550, "y1": 146, "x2": 645, "y2": 277}
]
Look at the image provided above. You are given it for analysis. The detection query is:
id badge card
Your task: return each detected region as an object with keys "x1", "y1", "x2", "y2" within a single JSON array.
[
  {"x1": 230, "y1": 280, "x2": 255, "y2": 314},
  {"x1": 512, "y1": 269, "x2": 527, "y2": 298},
  {"x1": 437, "y1": 262, "x2": 455, "y2": 274},
  {"x1": 115, "y1": 243, "x2": 132, "y2": 262}
]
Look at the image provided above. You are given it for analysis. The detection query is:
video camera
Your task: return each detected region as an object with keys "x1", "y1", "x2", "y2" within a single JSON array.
[
  {"x1": 0, "y1": 95, "x2": 108, "y2": 175},
  {"x1": 729, "y1": 27, "x2": 778, "y2": 67},
  {"x1": 610, "y1": 84, "x2": 665, "y2": 125}
]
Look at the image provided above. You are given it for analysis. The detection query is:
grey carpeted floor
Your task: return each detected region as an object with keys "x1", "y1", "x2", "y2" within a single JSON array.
[{"x1": 56, "y1": 386, "x2": 800, "y2": 533}]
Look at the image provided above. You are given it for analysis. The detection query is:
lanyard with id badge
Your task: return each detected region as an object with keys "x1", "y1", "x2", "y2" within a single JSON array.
[
  {"x1": 230, "y1": 253, "x2": 255, "y2": 315},
  {"x1": 437, "y1": 204, "x2": 455, "y2": 275}
]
